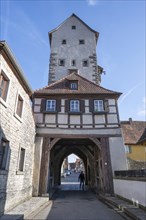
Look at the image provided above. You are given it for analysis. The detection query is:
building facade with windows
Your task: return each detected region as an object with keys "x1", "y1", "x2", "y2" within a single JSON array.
[
  {"x1": 49, "y1": 13, "x2": 103, "y2": 85},
  {"x1": 0, "y1": 41, "x2": 35, "y2": 215}
]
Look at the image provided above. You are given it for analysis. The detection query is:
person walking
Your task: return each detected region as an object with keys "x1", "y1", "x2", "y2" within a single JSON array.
[{"x1": 78, "y1": 171, "x2": 85, "y2": 191}]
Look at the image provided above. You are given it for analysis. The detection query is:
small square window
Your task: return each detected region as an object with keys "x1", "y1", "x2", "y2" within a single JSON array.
[
  {"x1": 62, "y1": 39, "x2": 66, "y2": 44},
  {"x1": 0, "y1": 71, "x2": 9, "y2": 101},
  {"x1": 82, "y1": 60, "x2": 88, "y2": 67},
  {"x1": 59, "y1": 59, "x2": 65, "y2": 66},
  {"x1": 70, "y1": 82, "x2": 78, "y2": 90},
  {"x1": 79, "y1": 40, "x2": 85, "y2": 44},
  {"x1": 72, "y1": 25, "x2": 76, "y2": 29}
]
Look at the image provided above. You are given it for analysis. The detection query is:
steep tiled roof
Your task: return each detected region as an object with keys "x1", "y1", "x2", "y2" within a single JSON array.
[
  {"x1": 34, "y1": 72, "x2": 121, "y2": 96},
  {"x1": 121, "y1": 120, "x2": 146, "y2": 145},
  {"x1": 137, "y1": 128, "x2": 146, "y2": 144}
]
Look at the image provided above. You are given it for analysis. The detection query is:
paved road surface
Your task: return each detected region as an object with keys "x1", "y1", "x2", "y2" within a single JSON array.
[{"x1": 30, "y1": 172, "x2": 125, "y2": 220}]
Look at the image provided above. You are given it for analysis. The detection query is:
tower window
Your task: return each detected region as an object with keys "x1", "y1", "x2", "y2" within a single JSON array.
[
  {"x1": 62, "y1": 39, "x2": 66, "y2": 44},
  {"x1": 72, "y1": 25, "x2": 76, "y2": 30},
  {"x1": 59, "y1": 59, "x2": 65, "y2": 66},
  {"x1": 79, "y1": 40, "x2": 85, "y2": 44},
  {"x1": 71, "y1": 60, "x2": 76, "y2": 66},
  {"x1": 82, "y1": 60, "x2": 88, "y2": 67}
]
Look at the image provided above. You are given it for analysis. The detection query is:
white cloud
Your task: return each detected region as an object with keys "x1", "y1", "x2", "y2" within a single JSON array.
[{"x1": 87, "y1": 0, "x2": 98, "y2": 6}]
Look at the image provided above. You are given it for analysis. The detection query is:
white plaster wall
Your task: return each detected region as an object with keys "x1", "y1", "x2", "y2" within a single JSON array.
[
  {"x1": 45, "y1": 114, "x2": 56, "y2": 123},
  {"x1": 107, "y1": 114, "x2": 118, "y2": 124},
  {"x1": 34, "y1": 106, "x2": 41, "y2": 112},
  {"x1": 82, "y1": 114, "x2": 92, "y2": 124},
  {"x1": 94, "y1": 115, "x2": 105, "y2": 124},
  {"x1": 109, "y1": 106, "x2": 116, "y2": 113},
  {"x1": 34, "y1": 113, "x2": 43, "y2": 123},
  {"x1": 109, "y1": 136, "x2": 127, "y2": 173},
  {"x1": 70, "y1": 115, "x2": 80, "y2": 124},
  {"x1": 114, "y1": 179, "x2": 146, "y2": 207},
  {"x1": 58, "y1": 114, "x2": 68, "y2": 124},
  {"x1": 34, "y1": 98, "x2": 41, "y2": 105},
  {"x1": 108, "y1": 99, "x2": 115, "y2": 105}
]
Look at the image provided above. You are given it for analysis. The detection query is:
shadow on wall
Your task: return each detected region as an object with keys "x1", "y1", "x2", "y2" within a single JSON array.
[{"x1": 0, "y1": 126, "x2": 10, "y2": 216}]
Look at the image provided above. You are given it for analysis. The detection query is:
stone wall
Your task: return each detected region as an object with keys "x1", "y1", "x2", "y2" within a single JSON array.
[{"x1": 0, "y1": 54, "x2": 35, "y2": 215}]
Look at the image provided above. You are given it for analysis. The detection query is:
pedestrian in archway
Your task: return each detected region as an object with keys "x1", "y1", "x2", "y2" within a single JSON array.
[{"x1": 78, "y1": 171, "x2": 85, "y2": 191}]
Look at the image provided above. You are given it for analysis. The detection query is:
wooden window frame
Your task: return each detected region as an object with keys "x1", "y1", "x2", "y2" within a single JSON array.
[
  {"x1": 94, "y1": 100, "x2": 104, "y2": 112},
  {"x1": 70, "y1": 100, "x2": 80, "y2": 112},
  {"x1": 0, "y1": 71, "x2": 9, "y2": 101},
  {"x1": 46, "y1": 99, "x2": 56, "y2": 112},
  {"x1": 16, "y1": 95, "x2": 23, "y2": 118}
]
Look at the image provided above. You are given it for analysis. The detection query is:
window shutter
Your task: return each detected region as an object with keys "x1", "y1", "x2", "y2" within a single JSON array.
[
  {"x1": 41, "y1": 99, "x2": 46, "y2": 112},
  {"x1": 89, "y1": 99, "x2": 94, "y2": 112},
  {"x1": 65, "y1": 100, "x2": 69, "y2": 112},
  {"x1": 104, "y1": 100, "x2": 109, "y2": 112},
  {"x1": 56, "y1": 99, "x2": 61, "y2": 112},
  {"x1": 80, "y1": 100, "x2": 85, "y2": 113}
]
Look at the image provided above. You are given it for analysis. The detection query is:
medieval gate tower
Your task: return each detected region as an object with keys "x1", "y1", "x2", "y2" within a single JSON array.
[{"x1": 32, "y1": 14, "x2": 127, "y2": 197}]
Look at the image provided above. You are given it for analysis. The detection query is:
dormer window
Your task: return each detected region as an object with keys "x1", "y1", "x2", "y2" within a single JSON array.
[
  {"x1": 70, "y1": 82, "x2": 78, "y2": 90},
  {"x1": 62, "y1": 39, "x2": 66, "y2": 44},
  {"x1": 79, "y1": 40, "x2": 85, "y2": 44},
  {"x1": 72, "y1": 25, "x2": 76, "y2": 29}
]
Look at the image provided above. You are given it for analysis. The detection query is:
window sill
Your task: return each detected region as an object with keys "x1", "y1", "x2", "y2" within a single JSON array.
[
  {"x1": 16, "y1": 171, "x2": 24, "y2": 175},
  {"x1": 68, "y1": 111, "x2": 82, "y2": 115},
  {"x1": 0, "y1": 97, "x2": 8, "y2": 108},
  {"x1": 93, "y1": 111, "x2": 108, "y2": 115},
  {"x1": 14, "y1": 113, "x2": 23, "y2": 123}
]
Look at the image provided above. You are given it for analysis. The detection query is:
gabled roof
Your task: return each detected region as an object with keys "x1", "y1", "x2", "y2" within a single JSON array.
[
  {"x1": 49, "y1": 13, "x2": 99, "y2": 45},
  {"x1": 121, "y1": 119, "x2": 146, "y2": 145},
  {"x1": 34, "y1": 72, "x2": 122, "y2": 97},
  {"x1": 137, "y1": 128, "x2": 146, "y2": 144},
  {"x1": 0, "y1": 41, "x2": 32, "y2": 96}
]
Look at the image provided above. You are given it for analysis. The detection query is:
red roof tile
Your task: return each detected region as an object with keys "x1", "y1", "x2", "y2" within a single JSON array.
[
  {"x1": 121, "y1": 120, "x2": 146, "y2": 145},
  {"x1": 34, "y1": 72, "x2": 121, "y2": 96}
]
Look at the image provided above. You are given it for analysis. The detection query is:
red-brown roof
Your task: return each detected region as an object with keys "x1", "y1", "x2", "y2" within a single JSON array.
[
  {"x1": 137, "y1": 128, "x2": 146, "y2": 144},
  {"x1": 121, "y1": 120, "x2": 146, "y2": 145},
  {"x1": 34, "y1": 72, "x2": 121, "y2": 97}
]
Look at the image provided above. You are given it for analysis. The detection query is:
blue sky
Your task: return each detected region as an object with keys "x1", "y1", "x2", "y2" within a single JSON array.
[{"x1": 0, "y1": 0, "x2": 145, "y2": 123}]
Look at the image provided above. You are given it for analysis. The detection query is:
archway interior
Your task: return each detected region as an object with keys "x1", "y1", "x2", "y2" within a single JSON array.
[{"x1": 49, "y1": 138, "x2": 100, "y2": 191}]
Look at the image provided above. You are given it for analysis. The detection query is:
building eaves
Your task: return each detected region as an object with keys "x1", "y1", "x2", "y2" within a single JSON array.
[
  {"x1": 48, "y1": 13, "x2": 99, "y2": 46},
  {"x1": 0, "y1": 41, "x2": 32, "y2": 96}
]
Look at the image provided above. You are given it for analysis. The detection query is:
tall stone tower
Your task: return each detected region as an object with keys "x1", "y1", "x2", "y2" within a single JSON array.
[{"x1": 48, "y1": 13, "x2": 103, "y2": 85}]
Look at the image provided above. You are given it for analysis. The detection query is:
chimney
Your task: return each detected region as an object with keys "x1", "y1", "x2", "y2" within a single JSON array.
[{"x1": 129, "y1": 118, "x2": 132, "y2": 124}]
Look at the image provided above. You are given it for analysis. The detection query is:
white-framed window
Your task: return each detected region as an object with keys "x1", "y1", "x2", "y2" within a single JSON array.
[
  {"x1": 59, "y1": 59, "x2": 65, "y2": 66},
  {"x1": 70, "y1": 82, "x2": 78, "y2": 90},
  {"x1": 70, "y1": 100, "x2": 80, "y2": 112},
  {"x1": 46, "y1": 100, "x2": 56, "y2": 111},
  {"x1": 94, "y1": 100, "x2": 104, "y2": 112}
]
